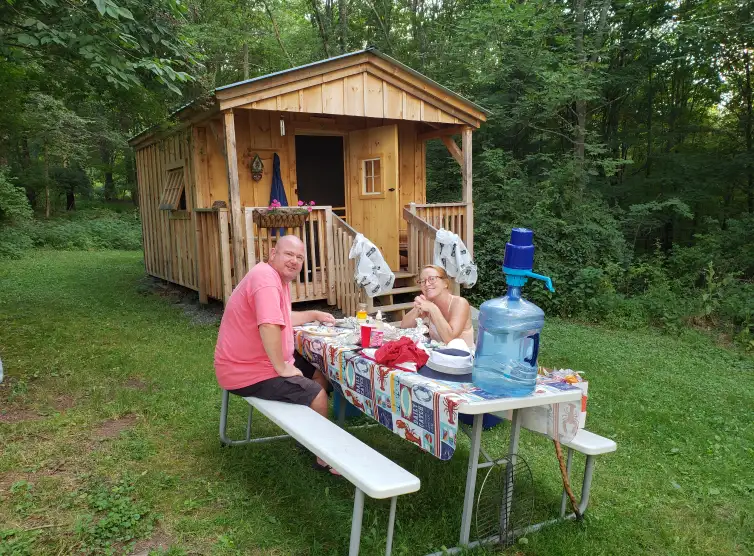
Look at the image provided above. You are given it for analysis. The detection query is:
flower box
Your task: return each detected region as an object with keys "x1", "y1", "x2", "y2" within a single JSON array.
[{"x1": 252, "y1": 208, "x2": 310, "y2": 228}]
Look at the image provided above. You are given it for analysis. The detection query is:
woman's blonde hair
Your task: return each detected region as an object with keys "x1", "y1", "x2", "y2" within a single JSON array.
[{"x1": 420, "y1": 265, "x2": 450, "y2": 288}]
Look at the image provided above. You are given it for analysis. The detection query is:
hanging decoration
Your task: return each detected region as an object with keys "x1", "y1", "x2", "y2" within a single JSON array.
[{"x1": 251, "y1": 154, "x2": 264, "y2": 182}]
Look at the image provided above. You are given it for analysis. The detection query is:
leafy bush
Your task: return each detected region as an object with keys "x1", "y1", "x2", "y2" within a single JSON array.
[
  {"x1": 21, "y1": 210, "x2": 142, "y2": 251},
  {"x1": 0, "y1": 167, "x2": 32, "y2": 223}
]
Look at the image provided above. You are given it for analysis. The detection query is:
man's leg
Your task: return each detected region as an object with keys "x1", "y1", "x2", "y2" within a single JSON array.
[
  {"x1": 229, "y1": 376, "x2": 340, "y2": 475},
  {"x1": 294, "y1": 352, "x2": 331, "y2": 392}
]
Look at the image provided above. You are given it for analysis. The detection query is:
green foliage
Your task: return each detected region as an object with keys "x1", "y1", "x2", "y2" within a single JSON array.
[
  {"x1": 21, "y1": 210, "x2": 143, "y2": 251},
  {"x1": 0, "y1": 168, "x2": 32, "y2": 223},
  {"x1": 73, "y1": 475, "x2": 155, "y2": 554}
]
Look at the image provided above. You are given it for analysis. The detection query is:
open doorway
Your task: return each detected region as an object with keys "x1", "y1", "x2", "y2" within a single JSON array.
[
  {"x1": 294, "y1": 135, "x2": 345, "y2": 219},
  {"x1": 294, "y1": 134, "x2": 345, "y2": 285}
]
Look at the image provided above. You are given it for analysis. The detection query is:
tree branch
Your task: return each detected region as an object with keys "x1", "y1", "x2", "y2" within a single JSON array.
[{"x1": 262, "y1": 0, "x2": 294, "y2": 67}]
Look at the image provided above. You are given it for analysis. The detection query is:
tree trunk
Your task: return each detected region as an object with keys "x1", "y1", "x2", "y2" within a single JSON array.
[
  {"x1": 66, "y1": 190, "x2": 76, "y2": 211},
  {"x1": 126, "y1": 149, "x2": 138, "y2": 206},
  {"x1": 338, "y1": 0, "x2": 347, "y2": 53},
  {"x1": 310, "y1": 0, "x2": 331, "y2": 57},
  {"x1": 744, "y1": 49, "x2": 753, "y2": 212},
  {"x1": 104, "y1": 171, "x2": 115, "y2": 201},
  {"x1": 243, "y1": 42, "x2": 249, "y2": 80},
  {"x1": 263, "y1": 0, "x2": 294, "y2": 66},
  {"x1": 44, "y1": 143, "x2": 50, "y2": 218}
]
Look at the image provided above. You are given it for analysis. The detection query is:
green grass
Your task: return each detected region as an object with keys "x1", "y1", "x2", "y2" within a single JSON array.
[{"x1": 0, "y1": 251, "x2": 753, "y2": 555}]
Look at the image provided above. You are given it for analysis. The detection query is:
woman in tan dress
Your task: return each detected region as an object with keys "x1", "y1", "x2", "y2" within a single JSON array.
[{"x1": 400, "y1": 265, "x2": 475, "y2": 349}]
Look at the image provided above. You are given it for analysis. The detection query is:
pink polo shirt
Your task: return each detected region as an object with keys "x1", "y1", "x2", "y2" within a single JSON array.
[{"x1": 214, "y1": 262, "x2": 293, "y2": 390}]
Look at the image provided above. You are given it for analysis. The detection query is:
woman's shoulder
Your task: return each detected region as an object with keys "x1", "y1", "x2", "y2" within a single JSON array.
[{"x1": 451, "y1": 295, "x2": 470, "y2": 312}]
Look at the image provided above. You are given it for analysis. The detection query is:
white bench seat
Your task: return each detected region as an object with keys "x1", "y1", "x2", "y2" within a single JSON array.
[
  {"x1": 560, "y1": 429, "x2": 617, "y2": 518},
  {"x1": 247, "y1": 397, "x2": 420, "y2": 499},
  {"x1": 218, "y1": 390, "x2": 419, "y2": 555},
  {"x1": 564, "y1": 429, "x2": 617, "y2": 456}
]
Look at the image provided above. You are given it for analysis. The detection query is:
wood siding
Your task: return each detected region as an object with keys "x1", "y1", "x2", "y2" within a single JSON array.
[{"x1": 134, "y1": 131, "x2": 198, "y2": 290}]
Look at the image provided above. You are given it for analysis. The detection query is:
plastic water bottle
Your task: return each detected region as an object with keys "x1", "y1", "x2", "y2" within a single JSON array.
[{"x1": 472, "y1": 228, "x2": 554, "y2": 397}]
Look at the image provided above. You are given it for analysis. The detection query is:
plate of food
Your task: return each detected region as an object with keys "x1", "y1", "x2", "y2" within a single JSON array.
[{"x1": 300, "y1": 324, "x2": 351, "y2": 337}]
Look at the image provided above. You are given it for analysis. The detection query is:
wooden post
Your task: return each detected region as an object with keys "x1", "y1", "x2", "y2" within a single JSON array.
[
  {"x1": 218, "y1": 210, "x2": 233, "y2": 303},
  {"x1": 408, "y1": 203, "x2": 419, "y2": 275},
  {"x1": 325, "y1": 208, "x2": 337, "y2": 305},
  {"x1": 462, "y1": 128, "x2": 474, "y2": 257},
  {"x1": 223, "y1": 110, "x2": 246, "y2": 285},
  {"x1": 245, "y1": 208, "x2": 257, "y2": 270},
  {"x1": 194, "y1": 213, "x2": 208, "y2": 304}
]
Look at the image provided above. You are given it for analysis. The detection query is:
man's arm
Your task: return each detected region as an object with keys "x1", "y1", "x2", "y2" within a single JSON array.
[
  {"x1": 291, "y1": 310, "x2": 336, "y2": 326},
  {"x1": 259, "y1": 324, "x2": 301, "y2": 377}
]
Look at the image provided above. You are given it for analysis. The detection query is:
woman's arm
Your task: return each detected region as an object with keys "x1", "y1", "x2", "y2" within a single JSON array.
[
  {"x1": 400, "y1": 306, "x2": 422, "y2": 328},
  {"x1": 425, "y1": 297, "x2": 471, "y2": 344}
]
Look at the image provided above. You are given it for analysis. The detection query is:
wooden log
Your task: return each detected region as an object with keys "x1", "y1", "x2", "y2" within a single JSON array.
[
  {"x1": 245, "y1": 208, "x2": 257, "y2": 269},
  {"x1": 462, "y1": 128, "x2": 474, "y2": 256},
  {"x1": 320, "y1": 207, "x2": 337, "y2": 305},
  {"x1": 218, "y1": 211, "x2": 233, "y2": 302},
  {"x1": 223, "y1": 110, "x2": 246, "y2": 285}
]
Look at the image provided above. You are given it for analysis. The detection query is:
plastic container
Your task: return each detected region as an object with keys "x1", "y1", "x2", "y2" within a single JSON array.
[
  {"x1": 333, "y1": 392, "x2": 361, "y2": 419},
  {"x1": 472, "y1": 228, "x2": 554, "y2": 397},
  {"x1": 356, "y1": 303, "x2": 368, "y2": 324}
]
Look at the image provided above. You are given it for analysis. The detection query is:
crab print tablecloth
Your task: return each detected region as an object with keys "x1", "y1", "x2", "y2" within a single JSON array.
[{"x1": 294, "y1": 328, "x2": 582, "y2": 461}]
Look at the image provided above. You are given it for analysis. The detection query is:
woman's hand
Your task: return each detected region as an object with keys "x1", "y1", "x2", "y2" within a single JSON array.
[{"x1": 413, "y1": 295, "x2": 437, "y2": 315}]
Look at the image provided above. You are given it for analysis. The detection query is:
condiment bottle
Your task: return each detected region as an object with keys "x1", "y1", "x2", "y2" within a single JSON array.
[{"x1": 356, "y1": 303, "x2": 368, "y2": 324}]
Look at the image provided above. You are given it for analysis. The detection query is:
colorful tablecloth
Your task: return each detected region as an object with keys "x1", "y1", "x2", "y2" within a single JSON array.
[{"x1": 294, "y1": 328, "x2": 582, "y2": 461}]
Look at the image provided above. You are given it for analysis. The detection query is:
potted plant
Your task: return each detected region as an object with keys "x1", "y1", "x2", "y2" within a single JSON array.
[{"x1": 252, "y1": 199, "x2": 316, "y2": 228}]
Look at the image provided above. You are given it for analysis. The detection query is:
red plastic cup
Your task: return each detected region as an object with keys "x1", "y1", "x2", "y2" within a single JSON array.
[{"x1": 360, "y1": 324, "x2": 375, "y2": 347}]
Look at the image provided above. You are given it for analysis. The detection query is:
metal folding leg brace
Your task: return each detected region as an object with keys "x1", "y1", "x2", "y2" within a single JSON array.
[
  {"x1": 559, "y1": 448, "x2": 596, "y2": 518},
  {"x1": 219, "y1": 389, "x2": 290, "y2": 446},
  {"x1": 349, "y1": 489, "x2": 398, "y2": 556}
]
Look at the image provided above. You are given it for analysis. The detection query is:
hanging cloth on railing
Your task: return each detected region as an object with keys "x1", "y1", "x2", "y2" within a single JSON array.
[
  {"x1": 433, "y1": 228, "x2": 478, "y2": 287},
  {"x1": 269, "y1": 153, "x2": 287, "y2": 237},
  {"x1": 349, "y1": 234, "x2": 395, "y2": 297}
]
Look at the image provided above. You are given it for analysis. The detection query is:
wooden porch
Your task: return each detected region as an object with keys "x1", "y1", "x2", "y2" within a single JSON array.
[{"x1": 194, "y1": 201, "x2": 471, "y2": 317}]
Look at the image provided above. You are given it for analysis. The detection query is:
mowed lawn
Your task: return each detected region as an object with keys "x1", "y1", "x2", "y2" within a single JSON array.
[{"x1": 1, "y1": 251, "x2": 753, "y2": 555}]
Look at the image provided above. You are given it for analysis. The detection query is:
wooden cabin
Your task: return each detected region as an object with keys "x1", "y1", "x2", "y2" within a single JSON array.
[{"x1": 128, "y1": 48, "x2": 488, "y2": 316}]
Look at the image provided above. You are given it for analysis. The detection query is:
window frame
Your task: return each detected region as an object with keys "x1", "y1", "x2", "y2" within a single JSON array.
[
  {"x1": 159, "y1": 161, "x2": 188, "y2": 213},
  {"x1": 359, "y1": 156, "x2": 385, "y2": 199}
]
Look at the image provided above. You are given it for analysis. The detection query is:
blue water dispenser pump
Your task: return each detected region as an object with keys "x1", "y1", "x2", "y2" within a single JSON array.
[
  {"x1": 502, "y1": 228, "x2": 555, "y2": 293},
  {"x1": 472, "y1": 228, "x2": 555, "y2": 397}
]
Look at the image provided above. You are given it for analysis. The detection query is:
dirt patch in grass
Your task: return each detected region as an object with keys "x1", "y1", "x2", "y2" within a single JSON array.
[
  {"x1": 124, "y1": 378, "x2": 148, "y2": 391},
  {"x1": 136, "y1": 276, "x2": 223, "y2": 326},
  {"x1": 0, "y1": 408, "x2": 42, "y2": 423},
  {"x1": 52, "y1": 395, "x2": 76, "y2": 412},
  {"x1": 93, "y1": 414, "x2": 138, "y2": 440},
  {"x1": 128, "y1": 529, "x2": 174, "y2": 556}
]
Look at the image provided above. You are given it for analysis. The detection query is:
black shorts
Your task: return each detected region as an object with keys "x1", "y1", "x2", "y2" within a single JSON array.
[{"x1": 228, "y1": 353, "x2": 324, "y2": 406}]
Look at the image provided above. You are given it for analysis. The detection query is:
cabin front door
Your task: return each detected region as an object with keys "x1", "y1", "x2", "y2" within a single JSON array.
[{"x1": 347, "y1": 124, "x2": 400, "y2": 269}]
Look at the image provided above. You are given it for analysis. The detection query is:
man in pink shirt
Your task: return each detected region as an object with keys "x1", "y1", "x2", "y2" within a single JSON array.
[{"x1": 215, "y1": 235, "x2": 337, "y2": 473}]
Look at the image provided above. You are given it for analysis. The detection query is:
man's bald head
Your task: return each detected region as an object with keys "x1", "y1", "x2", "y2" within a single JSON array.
[{"x1": 268, "y1": 234, "x2": 305, "y2": 283}]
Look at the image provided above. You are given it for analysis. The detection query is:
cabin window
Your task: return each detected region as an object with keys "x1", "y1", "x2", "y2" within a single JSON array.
[
  {"x1": 361, "y1": 158, "x2": 382, "y2": 197},
  {"x1": 159, "y1": 166, "x2": 186, "y2": 211}
]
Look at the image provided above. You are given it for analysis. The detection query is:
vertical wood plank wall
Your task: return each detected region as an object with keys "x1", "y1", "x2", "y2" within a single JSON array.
[
  {"x1": 134, "y1": 131, "x2": 198, "y2": 290},
  {"x1": 135, "y1": 110, "x2": 428, "y2": 302}
]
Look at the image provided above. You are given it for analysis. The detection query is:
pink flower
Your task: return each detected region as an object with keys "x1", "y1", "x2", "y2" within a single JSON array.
[
  {"x1": 297, "y1": 200, "x2": 304, "y2": 206},
  {"x1": 309, "y1": 201, "x2": 315, "y2": 206},
  {"x1": 307, "y1": 206, "x2": 313, "y2": 212}
]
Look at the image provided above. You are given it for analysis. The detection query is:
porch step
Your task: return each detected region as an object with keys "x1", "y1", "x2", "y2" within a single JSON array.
[
  {"x1": 372, "y1": 301, "x2": 414, "y2": 318},
  {"x1": 387, "y1": 285, "x2": 421, "y2": 295},
  {"x1": 393, "y1": 271, "x2": 416, "y2": 279}
]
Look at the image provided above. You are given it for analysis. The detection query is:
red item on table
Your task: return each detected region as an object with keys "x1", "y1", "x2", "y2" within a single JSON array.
[{"x1": 374, "y1": 337, "x2": 429, "y2": 369}]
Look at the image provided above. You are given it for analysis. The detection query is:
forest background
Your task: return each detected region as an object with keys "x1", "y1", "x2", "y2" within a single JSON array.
[{"x1": 1, "y1": 0, "x2": 753, "y2": 348}]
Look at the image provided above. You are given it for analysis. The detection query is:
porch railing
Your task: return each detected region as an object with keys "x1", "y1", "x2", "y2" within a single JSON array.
[
  {"x1": 404, "y1": 207, "x2": 439, "y2": 276},
  {"x1": 412, "y1": 202, "x2": 471, "y2": 246},
  {"x1": 245, "y1": 206, "x2": 333, "y2": 304},
  {"x1": 195, "y1": 208, "x2": 232, "y2": 303},
  {"x1": 331, "y1": 214, "x2": 360, "y2": 316}
]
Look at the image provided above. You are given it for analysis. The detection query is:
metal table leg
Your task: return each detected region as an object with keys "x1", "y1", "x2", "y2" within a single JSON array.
[
  {"x1": 459, "y1": 414, "x2": 483, "y2": 545},
  {"x1": 501, "y1": 409, "x2": 522, "y2": 538}
]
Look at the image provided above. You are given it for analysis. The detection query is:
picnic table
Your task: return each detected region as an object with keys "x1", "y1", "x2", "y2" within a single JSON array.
[{"x1": 294, "y1": 325, "x2": 584, "y2": 550}]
